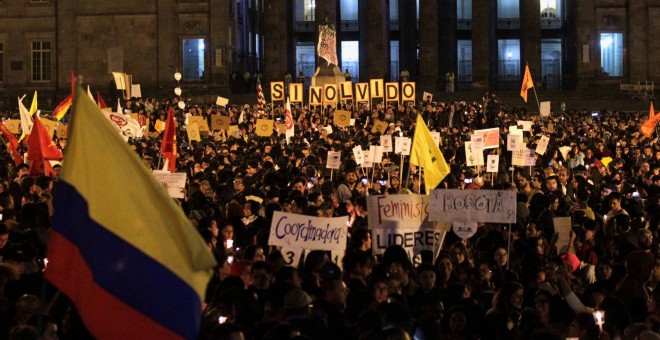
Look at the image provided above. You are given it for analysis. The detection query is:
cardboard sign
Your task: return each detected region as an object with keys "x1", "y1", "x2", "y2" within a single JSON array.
[
  {"x1": 339, "y1": 81, "x2": 353, "y2": 101},
  {"x1": 465, "y1": 141, "x2": 484, "y2": 166},
  {"x1": 326, "y1": 151, "x2": 342, "y2": 169},
  {"x1": 370, "y1": 79, "x2": 384, "y2": 98},
  {"x1": 323, "y1": 84, "x2": 338, "y2": 107},
  {"x1": 422, "y1": 91, "x2": 433, "y2": 103},
  {"x1": 215, "y1": 96, "x2": 229, "y2": 106},
  {"x1": 41, "y1": 119, "x2": 58, "y2": 139},
  {"x1": 334, "y1": 110, "x2": 351, "y2": 127},
  {"x1": 289, "y1": 83, "x2": 303, "y2": 103},
  {"x1": 372, "y1": 145, "x2": 383, "y2": 164},
  {"x1": 507, "y1": 132, "x2": 524, "y2": 151},
  {"x1": 268, "y1": 211, "x2": 349, "y2": 252},
  {"x1": 385, "y1": 82, "x2": 399, "y2": 103},
  {"x1": 130, "y1": 84, "x2": 142, "y2": 98},
  {"x1": 401, "y1": 82, "x2": 416, "y2": 102},
  {"x1": 112, "y1": 72, "x2": 127, "y2": 90},
  {"x1": 280, "y1": 247, "x2": 304, "y2": 267},
  {"x1": 211, "y1": 114, "x2": 230, "y2": 131},
  {"x1": 56, "y1": 124, "x2": 68, "y2": 139},
  {"x1": 228, "y1": 125, "x2": 241, "y2": 138},
  {"x1": 187, "y1": 122, "x2": 201, "y2": 141},
  {"x1": 540, "y1": 101, "x2": 551, "y2": 116},
  {"x1": 512, "y1": 149, "x2": 525, "y2": 166},
  {"x1": 256, "y1": 119, "x2": 274, "y2": 137},
  {"x1": 4, "y1": 120, "x2": 20, "y2": 134},
  {"x1": 271, "y1": 81, "x2": 285, "y2": 102},
  {"x1": 362, "y1": 147, "x2": 373, "y2": 168},
  {"x1": 429, "y1": 189, "x2": 517, "y2": 223},
  {"x1": 553, "y1": 217, "x2": 572, "y2": 251},
  {"x1": 524, "y1": 149, "x2": 536, "y2": 166},
  {"x1": 355, "y1": 83, "x2": 370, "y2": 103},
  {"x1": 187, "y1": 116, "x2": 210, "y2": 135},
  {"x1": 371, "y1": 120, "x2": 389, "y2": 134},
  {"x1": 517, "y1": 120, "x2": 533, "y2": 132},
  {"x1": 309, "y1": 86, "x2": 323, "y2": 106},
  {"x1": 487, "y1": 154, "x2": 499, "y2": 173}
]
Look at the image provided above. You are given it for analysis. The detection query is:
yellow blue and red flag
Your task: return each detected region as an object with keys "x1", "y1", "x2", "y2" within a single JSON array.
[{"x1": 45, "y1": 85, "x2": 216, "y2": 339}]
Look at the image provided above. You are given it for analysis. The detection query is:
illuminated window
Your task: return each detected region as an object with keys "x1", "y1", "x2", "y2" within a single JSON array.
[
  {"x1": 303, "y1": 0, "x2": 315, "y2": 21},
  {"x1": 600, "y1": 33, "x2": 623, "y2": 77},
  {"x1": 182, "y1": 39, "x2": 205, "y2": 81}
]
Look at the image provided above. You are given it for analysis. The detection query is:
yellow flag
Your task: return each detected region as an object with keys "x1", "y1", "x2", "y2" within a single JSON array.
[
  {"x1": 29, "y1": 91, "x2": 38, "y2": 115},
  {"x1": 410, "y1": 114, "x2": 450, "y2": 192},
  {"x1": 520, "y1": 65, "x2": 534, "y2": 103}
]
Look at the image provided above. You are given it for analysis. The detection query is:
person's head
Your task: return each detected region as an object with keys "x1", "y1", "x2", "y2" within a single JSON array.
[
  {"x1": 321, "y1": 278, "x2": 348, "y2": 309},
  {"x1": 26, "y1": 314, "x2": 59, "y2": 340},
  {"x1": 637, "y1": 228, "x2": 653, "y2": 251},
  {"x1": 493, "y1": 281, "x2": 524, "y2": 312},
  {"x1": 596, "y1": 258, "x2": 613, "y2": 281},
  {"x1": 416, "y1": 263, "x2": 437, "y2": 293},
  {"x1": 607, "y1": 192, "x2": 623, "y2": 212},
  {"x1": 345, "y1": 171, "x2": 357, "y2": 185},
  {"x1": 494, "y1": 247, "x2": 508, "y2": 267},
  {"x1": 449, "y1": 242, "x2": 470, "y2": 266},
  {"x1": 233, "y1": 176, "x2": 245, "y2": 192},
  {"x1": 545, "y1": 175, "x2": 559, "y2": 192},
  {"x1": 250, "y1": 261, "x2": 273, "y2": 291}
]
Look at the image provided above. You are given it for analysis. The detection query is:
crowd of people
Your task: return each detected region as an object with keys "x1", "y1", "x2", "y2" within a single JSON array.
[{"x1": 0, "y1": 90, "x2": 659, "y2": 340}]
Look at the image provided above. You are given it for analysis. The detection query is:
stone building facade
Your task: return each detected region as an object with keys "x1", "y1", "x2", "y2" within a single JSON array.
[{"x1": 0, "y1": 0, "x2": 658, "y2": 105}]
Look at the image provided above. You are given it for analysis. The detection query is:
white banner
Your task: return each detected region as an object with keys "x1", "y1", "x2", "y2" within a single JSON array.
[
  {"x1": 363, "y1": 147, "x2": 373, "y2": 168},
  {"x1": 507, "y1": 133, "x2": 524, "y2": 151},
  {"x1": 101, "y1": 110, "x2": 143, "y2": 140},
  {"x1": 368, "y1": 194, "x2": 447, "y2": 257},
  {"x1": 268, "y1": 211, "x2": 348, "y2": 252},
  {"x1": 372, "y1": 145, "x2": 383, "y2": 164},
  {"x1": 326, "y1": 151, "x2": 342, "y2": 169},
  {"x1": 524, "y1": 149, "x2": 536, "y2": 166},
  {"x1": 429, "y1": 189, "x2": 517, "y2": 223},
  {"x1": 280, "y1": 247, "x2": 304, "y2": 267}
]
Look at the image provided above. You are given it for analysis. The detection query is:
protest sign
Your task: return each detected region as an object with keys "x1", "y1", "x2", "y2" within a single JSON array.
[
  {"x1": 362, "y1": 147, "x2": 373, "y2": 168},
  {"x1": 256, "y1": 119, "x2": 274, "y2": 137},
  {"x1": 507, "y1": 132, "x2": 524, "y2": 151},
  {"x1": 372, "y1": 145, "x2": 383, "y2": 164},
  {"x1": 429, "y1": 189, "x2": 516, "y2": 223},
  {"x1": 465, "y1": 141, "x2": 484, "y2": 167},
  {"x1": 536, "y1": 135, "x2": 550, "y2": 155},
  {"x1": 227, "y1": 125, "x2": 241, "y2": 138},
  {"x1": 211, "y1": 114, "x2": 230, "y2": 131},
  {"x1": 334, "y1": 110, "x2": 351, "y2": 126},
  {"x1": 280, "y1": 247, "x2": 304, "y2": 267},
  {"x1": 401, "y1": 82, "x2": 415, "y2": 102},
  {"x1": 395, "y1": 136, "x2": 411, "y2": 155},
  {"x1": 289, "y1": 83, "x2": 303, "y2": 103},
  {"x1": 380, "y1": 135, "x2": 393, "y2": 152},
  {"x1": 215, "y1": 96, "x2": 229, "y2": 106},
  {"x1": 268, "y1": 211, "x2": 348, "y2": 252},
  {"x1": 368, "y1": 194, "x2": 446, "y2": 259},
  {"x1": 453, "y1": 221, "x2": 478, "y2": 239},
  {"x1": 4, "y1": 120, "x2": 20, "y2": 134},
  {"x1": 326, "y1": 151, "x2": 341, "y2": 169},
  {"x1": 553, "y1": 217, "x2": 572, "y2": 251},
  {"x1": 512, "y1": 149, "x2": 525, "y2": 166},
  {"x1": 152, "y1": 171, "x2": 187, "y2": 199},
  {"x1": 371, "y1": 120, "x2": 389, "y2": 134},
  {"x1": 540, "y1": 101, "x2": 551, "y2": 116},
  {"x1": 56, "y1": 124, "x2": 68, "y2": 139},
  {"x1": 187, "y1": 116, "x2": 210, "y2": 135},
  {"x1": 524, "y1": 149, "x2": 536, "y2": 166},
  {"x1": 422, "y1": 91, "x2": 433, "y2": 103},
  {"x1": 353, "y1": 145, "x2": 364, "y2": 165},
  {"x1": 471, "y1": 133, "x2": 484, "y2": 150},
  {"x1": 187, "y1": 122, "x2": 201, "y2": 141},
  {"x1": 130, "y1": 84, "x2": 142, "y2": 98},
  {"x1": 517, "y1": 120, "x2": 533, "y2": 132},
  {"x1": 487, "y1": 155, "x2": 499, "y2": 173},
  {"x1": 474, "y1": 127, "x2": 500, "y2": 149}
]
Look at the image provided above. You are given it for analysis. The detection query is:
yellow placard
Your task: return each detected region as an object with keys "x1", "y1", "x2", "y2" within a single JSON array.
[
  {"x1": 370, "y1": 79, "x2": 384, "y2": 98},
  {"x1": 228, "y1": 125, "x2": 241, "y2": 138},
  {"x1": 128, "y1": 113, "x2": 139, "y2": 122},
  {"x1": 401, "y1": 82, "x2": 416, "y2": 102},
  {"x1": 188, "y1": 116, "x2": 210, "y2": 135},
  {"x1": 323, "y1": 84, "x2": 338, "y2": 107},
  {"x1": 41, "y1": 119, "x2": 57, "y2": 139},
  {"x1": 355, "y1": 83, "x2": 370, "y2": 103},
  {"x1": 4, "y1": 120, "x2": 20, "y2": 134},
  {"x1": 334, "y1": 110, "x2": 351, "y2": 127},
  {"x1": 277, "y1": 121, "x2": 287, "y2": 134},
  {"x1": 211, "y1": 114, "x2": 230, "y2": 131},
  {"x1": 339, "y1": 81, "x2": 353, "y2": 101},
  {"x1": 270, "y1": 81, "x2": 285, "y2": 102},
  {"x1": 309, "y1": 86, "x2": 323, "y2": 106},
  {"x1": 371, "y1": 119, "x2": 389, "y2": 134},
  {"x1": 187, "y1": 122, "x2": 201, "y2": 141},
  {"x1": 385, "y1": 82, "x2": 400, "y2": 103},
  {"x1": 289, "y1": 83, "x2": 303, "y2": 103},
  {"x1": 256, "y1": 119, "x2": 274, "y2": 137},
  {"x1": 56, "y1": 124, "x2": 68, "y2": 139}
]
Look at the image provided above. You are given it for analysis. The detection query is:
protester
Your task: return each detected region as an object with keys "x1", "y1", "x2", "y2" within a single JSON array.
[{"x1": 0, "y1": 89, "x2": 659, "y2": 339}]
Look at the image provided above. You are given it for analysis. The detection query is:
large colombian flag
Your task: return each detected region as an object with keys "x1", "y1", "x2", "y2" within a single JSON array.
[{"x1": 45, "y1": 85, "x2": 217, "y2": 339}]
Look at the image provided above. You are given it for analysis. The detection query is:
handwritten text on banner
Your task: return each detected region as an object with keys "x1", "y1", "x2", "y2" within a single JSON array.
[{"x1": 429, "y1": 189, "x2": 517, "y2": 223}]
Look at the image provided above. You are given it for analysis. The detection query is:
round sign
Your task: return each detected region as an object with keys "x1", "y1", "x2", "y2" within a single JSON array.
[
  {"x1": 110, "y1": 114, "x2": 128, "y2": 127},
  {"x1": 285, "y1": 112, "x2": 294, "y2": 129},
  {"x1": 178, "y1": 101, "x2": 186, "y2": 109},
  {"x1": 174, "y1": 87, "x2": 182, "y2": 96},
  {"x1": 174, "y1": 72, "x2": 182, "y2": 81},
  {"x1": 452, "y1": 221, "x2": 478, "y2": 239}
]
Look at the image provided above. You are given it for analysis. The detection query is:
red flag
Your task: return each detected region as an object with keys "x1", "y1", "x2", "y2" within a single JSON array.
[
  {"x1": 53, "y1": 94, "x2": 73, "y2": 121},
  {"x1": 641, "y1": 102, "x2": 659, "y2": 137},
  {"x1": 160, "y1": 107, "x2": 177, "y2": 173},
  {"x1": 27, "y1": 116, "x2": 64, "y2": 177},
  {"x1": 96, "y1": 92, "x2": 108, "y2": 109},
  {"x1": 0, "y1": 121, "x2": 22, "y2": 166}
]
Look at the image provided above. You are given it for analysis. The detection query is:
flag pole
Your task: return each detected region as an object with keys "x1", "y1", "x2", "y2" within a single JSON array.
[{"x1": 527, "y1": 62, "x2": 542, "y2": 113}]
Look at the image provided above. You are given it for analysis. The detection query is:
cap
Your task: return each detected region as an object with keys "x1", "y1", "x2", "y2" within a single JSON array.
[{"x1": 283, "y1": 288, "x2": 313, "y2": 310}]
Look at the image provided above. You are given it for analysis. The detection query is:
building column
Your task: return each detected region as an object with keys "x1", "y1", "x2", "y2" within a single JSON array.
[
  {"x1": 418, "y1": 0, "x2": 439, "y2": 91},
  {"x1": 575, "y1": 0, "x2": 596, "y2": 87},
  {"x1": 438, "y1": 0, "x2": 457, "y2": 88},
  {"x1": 471, "y1": 0, "x2": 490, "y2": 89},
  {"x1": 398, "y1": 0, "x2": 417, "y2": 81},
  {"x1": 521, "y1": 0, "x2": 541, "y2": 87},
  {"x1": 363, "y1": 0, "x2": 389, "y2": 80},
  {"x1": 263, "y1": 0, "x2": 288, "y2": 83},
  {"x1": 157, "y1": 0, "x2": 178, "y2": 89},
  {"x1": 57, "y1": 0, "x2": 77, "y2": 93},
  {"x1": 209, "y1": 0, "x2": 233, "y2": 93},
  {"x1": 628, "y1": 0, "x2": 648, "y2": 81}
]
